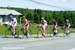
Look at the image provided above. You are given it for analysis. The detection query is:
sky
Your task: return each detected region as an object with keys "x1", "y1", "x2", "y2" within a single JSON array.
[{"x1": 0, "y1": 0, "x2": 75, "y2": 11}]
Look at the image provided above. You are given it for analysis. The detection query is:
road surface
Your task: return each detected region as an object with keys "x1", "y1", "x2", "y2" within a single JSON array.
[{"x1": 0, "y1": 33, "x2": 75, "y2": 50}]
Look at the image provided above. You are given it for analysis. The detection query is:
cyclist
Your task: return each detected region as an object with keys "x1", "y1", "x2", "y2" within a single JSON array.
[
  {"x1": 21, "y1": 16, "x2": 30, "y2": 38},
  {"x1": 64, "y1": 18, "x2": 70, "y2": 36},
  {"x1": 8, "y1": 14, "x2": 17, "y2": 37},
  {"x1": 52, "y1": 19, "x2": 58, "y2": 36},
  {"x1": 40, "y1": 17, "x2": 47, "y2": 37}
]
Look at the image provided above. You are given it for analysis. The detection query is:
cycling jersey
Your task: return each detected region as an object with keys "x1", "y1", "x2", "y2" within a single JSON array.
[{"x1": 12, "y1": 18, "x2": 17, "y2": 27}]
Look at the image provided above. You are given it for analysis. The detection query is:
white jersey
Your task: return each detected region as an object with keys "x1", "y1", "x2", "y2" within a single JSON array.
[
  {"x1": 41, "y1": 19, "x2": 47, "y2": 27},
  {"x1": 12, "y1": 18, "x2": 17, "y2": 27}
]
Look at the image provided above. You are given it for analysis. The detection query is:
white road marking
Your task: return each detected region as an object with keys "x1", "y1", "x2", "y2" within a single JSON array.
[{"x1": 2, "y1": 47, "x2": 24, "y2": 50}]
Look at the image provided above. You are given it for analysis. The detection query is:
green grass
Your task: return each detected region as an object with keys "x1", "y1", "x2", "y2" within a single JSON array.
[
  {"x1": 70, "y1": 28, "x2": 75, "y2": 33},
  {"x1": 0, "y1": 25, "x2": 8, "y2": 36},
  {"x1": 0, "y1": 24, "x2": 75, "y2": 36}
]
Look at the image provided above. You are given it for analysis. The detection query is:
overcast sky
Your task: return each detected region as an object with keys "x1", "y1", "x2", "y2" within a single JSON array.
[{"x1": 0, "y1": 0, "x2": 75, "y2": 11}]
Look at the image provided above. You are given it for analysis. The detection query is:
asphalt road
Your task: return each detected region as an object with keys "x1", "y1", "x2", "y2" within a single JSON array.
[{"x1": 0, "y1": 33, "x2": 75, "y2": 50}]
